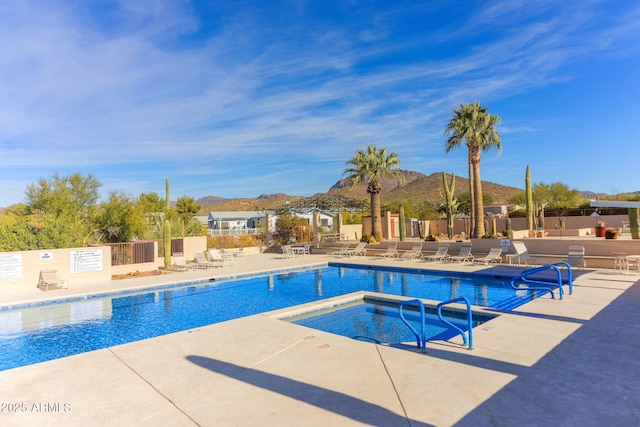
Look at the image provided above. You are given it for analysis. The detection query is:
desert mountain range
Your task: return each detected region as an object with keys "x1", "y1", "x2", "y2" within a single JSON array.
[
  {"x1": 196, "y1": 171, "x2": 524, "y2": 212},
  {"x1": 195, "y1": 170, "x2": 625, "y2": 213}
]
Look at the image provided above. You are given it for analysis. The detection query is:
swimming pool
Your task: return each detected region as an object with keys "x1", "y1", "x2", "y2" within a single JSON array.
[
  {"x1": 0, "y1": 264, "x2": 537, "y2": 371},
  {"x1": 285, "y1": 297, "x2": 491, "y2": 348}
]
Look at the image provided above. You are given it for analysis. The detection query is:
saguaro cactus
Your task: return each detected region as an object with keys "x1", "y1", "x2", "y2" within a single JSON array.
[
  {"x1": 399, "y1": 204, "x2": 406, "y2": 241},
  {"x1": 442, "y1": 172, "x2": 458, "y2": 239},
  {"x1": 164, "y1": 178, "x2": 172, "y2": 269},
  {"x1": 526, "y1": 165, "x2": 533, "y2": 232},
  {"x1": 630, "y1": 208, "x2": 639, "y2": 240},
  {"x1": 505, "y1": 217, "x2": 512, "y2": 238}
]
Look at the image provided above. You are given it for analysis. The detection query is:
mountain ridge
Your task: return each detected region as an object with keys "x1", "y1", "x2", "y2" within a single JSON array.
[
  {"x1": 197, "y1": 171, "x2": 521, "y2": 212},
  {"x1": 195, "y1": 171, "x2": 635, "y2": 213}
]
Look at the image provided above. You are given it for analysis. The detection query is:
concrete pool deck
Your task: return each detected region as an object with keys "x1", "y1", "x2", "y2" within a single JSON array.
[{"x1": 1, "y1": 253, "x2": 639, "y2": 426}]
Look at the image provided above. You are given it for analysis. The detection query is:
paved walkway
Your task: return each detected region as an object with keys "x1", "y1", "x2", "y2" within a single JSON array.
[{"x1": 1, "y1": 253, "x2": 638, "y2": 426}]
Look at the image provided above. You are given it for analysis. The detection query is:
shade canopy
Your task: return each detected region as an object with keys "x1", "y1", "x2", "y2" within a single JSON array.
[{"x1": 273, "y1": 194, "x2": 367, "y2": 215}]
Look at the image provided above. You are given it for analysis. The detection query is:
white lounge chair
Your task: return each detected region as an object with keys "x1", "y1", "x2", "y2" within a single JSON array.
[
  {"x1": 37, "y1": 269, "x2": 67, "y2": 291},
  {"x1": 509, "y1": 241, "x2": 541, "y2": 266},
  {"x1": 329, "y1": 243, "x2": 350, "y2": 257},
  {"x1": 375, "y1": 241, "x2": 399, "y2": 258},
  {"x1": 447, "y1": 243, "x2": 473, "y2": 264},
  {"x1": 194, "y1": 251, "x2": 219, "y2": 268},
  {"x1": 207, "y1": 248, "x2": 234, "y2": 266},
  {"x1": 400, "y1": 243, "x2": 423, "y2": 261},
  {"x1": 171, "y1": 253, "x2": 196, "y2": 271},
  {"x1": 345, "y1": 242, "x2": 367, "y2": 257},
  {"x1": 421, "y1": 243, "x2": 449, "y2": 262},
  {"x1": 566, "y1": 246, "x2": 586, "y2": 269},
  {"x1": 473, "y1": 248, "x2": 503, "y2": 265}
]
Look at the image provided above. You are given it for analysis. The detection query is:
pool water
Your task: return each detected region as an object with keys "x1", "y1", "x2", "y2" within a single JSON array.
[
  {"x1": 0, "y1": 264, "x2": 535, "y2": 371},
  {"x1": 287, "y1": 299, "x2": 485, "y2": 346}
]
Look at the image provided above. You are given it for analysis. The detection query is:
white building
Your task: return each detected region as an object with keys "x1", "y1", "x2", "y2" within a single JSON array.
[{"x1": 207, "y1": 211, "x2": 266, "y2": 234}]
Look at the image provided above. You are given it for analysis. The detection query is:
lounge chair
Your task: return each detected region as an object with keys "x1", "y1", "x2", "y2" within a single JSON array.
[
  {"x1": 421, "y1": 243, "x2": 449, "y2": 262},
  {"x1": 329, "y1": 243, "x2": 350, "y2": 257},
  {"x1": 400, "y1": 243, "x2": 423, "y2": 261},
  {"x1": 207, "y1": 248, "x2": 234, "y2": 266},
  {"x1": 473, "y1": 248, "x2": 503, "y2": 265},
  {"x1": 345, "y1": 242, "x2": 367, "y2": 257},
  {"x1": 374, "y1": 241, "x2": 399, "y2": 258},
  {"x1": 508, "y1": 241, "x2": 541, "y2": 266},
  {"x1": 566, "y1": 246, "x2": 586, "y2": 270},
  {"x1": 447, "y1": 242, "x2": 473, "y2": 264},
  {"x1": 37, "y1": 269, "x2": 67, "y2": 291},
  {"x1": 171, "y1": 253, "x2": 196, "y2": 271},
  {"x1": 194, "y1": 251, "x2": 219, "y2": 268}
]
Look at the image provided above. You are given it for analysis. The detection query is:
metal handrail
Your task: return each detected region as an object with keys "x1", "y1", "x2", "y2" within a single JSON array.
[
  {"x1": 510, "y1": 262, "x2": 573, "y2": 299},
  {"x1": 398, "y1": 299, "x2": 427, "y2": 353},
  {"x1": 436, "y1": 297, "x2": 474, "y2": 350}
]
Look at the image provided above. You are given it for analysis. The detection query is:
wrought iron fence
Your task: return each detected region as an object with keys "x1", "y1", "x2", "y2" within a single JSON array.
[{"x1": 102, "y1": 241, "x2": 156, "y2": 266}]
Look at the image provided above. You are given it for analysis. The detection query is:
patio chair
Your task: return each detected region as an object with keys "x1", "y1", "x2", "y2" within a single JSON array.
[
  {"x1": 566, "y1": 246, "x2": 586, "y2": 270},
  {"x1": 472, "y1": 248, "x2": 503, "y2": 265},
  {"x1": 613, "y1": 252, "x2": 628, "y2": 274},
  {"x1": 280, "y1": 245, "x2": 292, "y2": 258},
  {"x1": 329, "y1": 243, "x2": 350, "y2": 257},
  {"x1": 207, "y1": 248, "x2": 234, "y2": 266},
  {"x1": 508, "y1": 241, "x2": 541, "y2": 266},
  {"x1": 400, "y1": 243, "x2": 423, "y2": 261},
  {"x1": 421, "y1": 243, "x2": 449, "y2": 262},
  {"x1": 345, "y1": 242, "x2": 367, "y2": 257},
  {"x1": 447, "y1": 242, "x2": 474, "y2": 264},
  {"x1": 194, "y1": 251, "x2": 219, "y2": 268},
  {"x1": 374, "y1": 241, "x2": 399, "y2": 258},
  {"x1": 171, "y1": 253, "x2": 196, "y2": 271},
  {"x1": 297, "y1": 243, "x2": 312, "y2": 256},
  {"x1": 37, "y1": 269, "x2": 67, "y2": 291}
]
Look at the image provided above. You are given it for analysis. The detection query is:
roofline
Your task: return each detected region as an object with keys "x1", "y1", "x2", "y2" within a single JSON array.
[{"x1": 589, "y1": 200, "x2": 640, "y2": 208}]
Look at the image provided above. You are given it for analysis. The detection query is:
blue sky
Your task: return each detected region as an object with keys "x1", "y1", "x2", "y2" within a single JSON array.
[{"x1": 1, "y1": 0, "x2": 639, "y2": 207}]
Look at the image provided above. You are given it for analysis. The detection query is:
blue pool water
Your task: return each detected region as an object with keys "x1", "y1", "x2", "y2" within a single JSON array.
[
  {"x1": 0, "y1": 264, "x2": 536, "y2": 371},
  {"x1": 288, "y1": 300, "x2": 484, "y2": 346}
]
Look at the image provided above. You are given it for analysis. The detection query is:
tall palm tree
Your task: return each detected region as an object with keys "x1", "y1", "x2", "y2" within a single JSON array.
[
  {"x1": 344, "y1": 145, "x2": 405, "y2": 242},
  {"x1": 444, "y1": 103, "x2": 501, "y2": 238}
]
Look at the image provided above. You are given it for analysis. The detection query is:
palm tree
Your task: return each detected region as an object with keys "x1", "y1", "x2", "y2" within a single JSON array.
[
  {"x1": 444, "y1": 103, "x2": 501, "y2": 238},
  {"x1": 344, "y1": 145, "x2": 405, "y2": 242}
]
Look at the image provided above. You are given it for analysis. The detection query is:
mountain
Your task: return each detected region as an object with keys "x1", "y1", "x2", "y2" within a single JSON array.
[
  {"x1": 197, "y1": 171, "x2": 523, "y2": 213},
  {"x1": 328, "y1": 171, "x2": 521, "y2": 204},
  {"x1": 196, "y1": 196, "x2": 228, "y2": 206},
  {"x1": 198, "y1": 194, "x2": 303, "y2": 213}
]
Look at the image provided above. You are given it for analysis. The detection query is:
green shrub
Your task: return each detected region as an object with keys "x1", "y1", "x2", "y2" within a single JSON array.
[{"x1": 425, "y1": 234, "x2": 439, "y2": 242}]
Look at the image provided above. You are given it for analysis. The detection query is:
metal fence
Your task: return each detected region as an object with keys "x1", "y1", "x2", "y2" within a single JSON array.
[{"x1": 102, "y1": 241, "x2": 156, "y2": 266}]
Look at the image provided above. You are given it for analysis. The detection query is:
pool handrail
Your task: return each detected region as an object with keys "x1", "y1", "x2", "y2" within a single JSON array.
[
  {"x1": 510, "y1": 262, "x2": 573, "y2": 300},
  {"x1": 398, "y1": 299, "x2": 427, "y2": 353},
  {"x1": 436, "y1": 297, "x2": 473, "y2": 350}
]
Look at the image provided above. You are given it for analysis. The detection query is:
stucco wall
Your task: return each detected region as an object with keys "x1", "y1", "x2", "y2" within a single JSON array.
[
  {"x1": 428, "y1": 215, "x2": 630, "y2": 236},
  {"x1": 0, "y1": 246, "x2": 112, "y2": 289}
]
